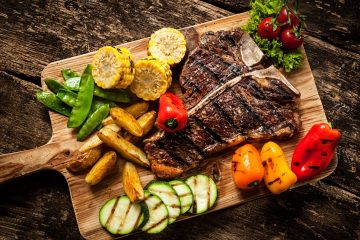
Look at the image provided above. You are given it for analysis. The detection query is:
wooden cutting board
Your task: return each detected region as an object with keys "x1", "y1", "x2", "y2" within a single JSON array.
[{"x1": 0, "y1": 12, "x2": 337, "y2": 239}]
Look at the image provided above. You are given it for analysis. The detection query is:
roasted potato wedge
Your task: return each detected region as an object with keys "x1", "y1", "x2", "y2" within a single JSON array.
[
  {"x1": 110, "y1": 107, "x2": 143, "y2": 137},
  {"x1": 102, "y1": 102, "x2": 149, "y2": 126},
  {"x1": 124, "y1": 111, "x2": 156, "y2": 143},
  {"x1": 85, "y1": 151, "x2": 117, "y2": 185},
  {"x1": 98, "y1": 128, "x2": 150, "y2": 167},
  {"x1": 79, "y1": 124, "x2": 121, "y2": 153},
  {"x1": 102, "y1": 116, "x2": 115, "y2": 126},
  {"x1": 125, "y1": 101, "x2": 149, "y2": 118},
  {"x1": 66, "y1": 146, "x2": 102, "y2": 173},
  {"x1": 122, "y1": 161, "x2": 144, "y2": 202}
]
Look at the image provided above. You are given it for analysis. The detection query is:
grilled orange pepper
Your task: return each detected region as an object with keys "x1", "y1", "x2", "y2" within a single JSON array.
[
  {"x1": 261, "y1": 141, "x2": 297, "y2": 194},
  {"x1": 231, "y1": 144, "x2": 265, "y2": 189}
]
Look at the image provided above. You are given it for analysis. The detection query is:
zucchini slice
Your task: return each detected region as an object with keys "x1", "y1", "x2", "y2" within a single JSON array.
[
  {"x1": 169, "y1": 179, "x2": 194, "y2": 214},
  {"x1": 146, "y1": 181, "x2": 181, "y2": 224},
  {"x1": 185, "y1": 174, "x2": 218, "y2": 214},
  {"x1": 99, "y1": 195, "x2": 144, "y2": 235},
  {"x1": 141, "y1": 190, "x2": 169, "y2": 234}
]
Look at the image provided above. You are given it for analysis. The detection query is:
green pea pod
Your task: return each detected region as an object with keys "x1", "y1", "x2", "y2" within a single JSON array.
[
  {"x1": 67, "y1": 65, "x2": 94, "y2": 128},
  {"x1": 64, "y1": 75, "x2": 130, "y2": 103},
  {"x1": 61, "y1": 69, "x2": 80, "y2": 81},
  {"x1": 93, "y1": 86, "x2": 131, "y2": 103},
  {"x1": 64, "y1": 77, "x2": 81, "y2": 91},
  {"x1": 57, "y1": 89, "x2": 78, "y2": 107},
  {"x1": 77, "y1": 104, "x2": 110, "y2": 141},
  {"x1": 90, "y1": 97, "x2": 117, "y2": 114},
  {"x1": 36, "y1": 91, "x2": 71, "y2": 117},
  {"x1": 45, "y1": 79, "x2": 68, "y2": 93},
  {"x1": 96, "y1": 123, "x2": 103, "y2": 131}
]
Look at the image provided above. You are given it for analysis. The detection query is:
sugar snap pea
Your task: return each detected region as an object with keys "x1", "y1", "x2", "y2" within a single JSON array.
[
  {"x1": 64, "y1": 77, "x2": 81, "y2": 91},
  {"x1": 77, "y1": 104, "x2": 110, "y2": 141},
  {"x1": 64, "y1": 71, "x2": 131, "y2": 103},
  {"x1": 57, "y1": 89, "x2": 78, "y2": 107},
  {"x1": 67, "y1": 65, "x2": 94, "y2": 128},
  {"x1": 61, "y1": 69, "x2": 80, "y2": 81},
  {"x1": 90, "y1": 97, "x2": 117, "y2": 114},
  {"x1": 45, "y1": 78, "x2": 68, "y2": 93},
  {"x1": 93, "y1": 86, "x2": 131, "y2": 103},
  {"x1": 36, "y1": 91, "x2": 71, "y2": 116}
]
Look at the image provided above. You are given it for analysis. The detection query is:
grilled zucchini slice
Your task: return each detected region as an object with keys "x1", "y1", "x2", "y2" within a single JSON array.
[
  {"x1": 141, "y1": 190, "x2": 169, "y2": 234},
  {"x1": 99, "y1": 195, "x2": 144, "y2": 235},
  {"x1": 185, "y1": 174, "x2": 218, "y2": 214},
  {"x1": 169, "y1": 179, "x2": 194, "y2": 214},
  {"x1": 146, "y1": 181, "x2": 181, "y2": 224}
]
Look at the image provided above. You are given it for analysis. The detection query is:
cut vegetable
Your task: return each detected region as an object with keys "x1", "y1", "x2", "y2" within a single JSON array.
[
  {"x1": 141, "y1": 190, "x2": 169, "y2": 234},
  {"x1": 130, "y1": 57, "x2": 171, "y2": 101},
  {"x1": 169, "y1": 180, "x2": 193, "y2": 214},
  {"x1": 122, "y1": 161, "x2": 144, "y2": 203},
  {"x1": 99, "y1": 195, "x2": 145, "y2": 235},
  {"x1": 148, "y1": 27, "x2": 187, "y2": 66},
  {"x1": 185, "y1": 175, "x2": 217, "y2": 214},
  {"x1": 92, "y1": 46, "x2": 134, "y2": 89},
  {"x1": 146, "y1": 181, "x2": 181, "y2": 224}
]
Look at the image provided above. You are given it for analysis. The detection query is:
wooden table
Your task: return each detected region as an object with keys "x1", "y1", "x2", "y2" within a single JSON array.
[{"x1": 0, "y1": 1, "x2": 359, "y2": 239}]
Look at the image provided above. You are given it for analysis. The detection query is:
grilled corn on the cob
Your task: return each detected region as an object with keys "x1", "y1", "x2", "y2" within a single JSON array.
[
  {"x1": 130, "y1": 57, "x2": 172, "y2": 101},
  {"x1": 148, "y1": 28, "x2": 187, "y2": 66},
  {"x1": 92, "y1": 46, "x2": 135, "y2": 89}
]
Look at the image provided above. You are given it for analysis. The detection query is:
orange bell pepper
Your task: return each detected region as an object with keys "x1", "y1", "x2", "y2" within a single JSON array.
[
  {"x1": 261, "y1": 141, "x2": 297, "y2": 194},
  {"x1": 231, "y1": 144, "x2": 265, "y2": 189}
]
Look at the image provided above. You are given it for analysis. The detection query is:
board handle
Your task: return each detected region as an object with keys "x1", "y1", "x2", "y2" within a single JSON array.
[{"x1": 0, "y1": 142, "x2": 71, "y2": 184}]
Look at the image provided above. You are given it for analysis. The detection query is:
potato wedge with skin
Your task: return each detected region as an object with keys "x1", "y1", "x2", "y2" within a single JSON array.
[
  {"x1": 79, "y1": 124, "x2": 121, "y2": 153},
  {"x1": 66, "y1": 146, "x2": 102, "y2": 173},
  {"x1": 110, "y1": 107, "x2": 143, "y2": 137},
  {"x1": 124, "y1": 111, "x2": 156, "y2": 143},
  {"x1": 122, "y1": 161, "x2": 144, "y2": 202},
  {"x1": 102, "y1": 116, "x2": 115, "y2": 126},
  {"x1": 102, "y1": 102, "x2": 149, "y2": 126},
  {"x1": 124, "y1": 101, "x2": 149, "y2": 118},
  {"x1": 98, "y1": 128, "x2": 150, "y2": 167},
  {"x1": 85, "y1": 151, "x2": 117, "y2": 185}
]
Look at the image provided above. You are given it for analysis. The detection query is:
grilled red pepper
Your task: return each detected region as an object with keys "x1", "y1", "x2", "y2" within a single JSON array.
[
  {"x1": 291, "y1": 123, "x2": 341, "y2": 182},
  {"x1": 158, "y1": 92, "x2": 188, "y2": 133}
]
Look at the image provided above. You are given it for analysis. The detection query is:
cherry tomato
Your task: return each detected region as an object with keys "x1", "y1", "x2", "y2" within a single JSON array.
[
  {"x1": 280, "y1": 27, "x2": 303, "y2": 50},
  {"x1": 277, "y1": 6, "x2": 300, "y2": 28},
  {"x1": 257, "y1": 17, "x2": 280, "y2": 40}
]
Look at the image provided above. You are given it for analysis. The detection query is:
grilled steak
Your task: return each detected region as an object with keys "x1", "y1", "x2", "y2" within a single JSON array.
[
  {"x1": 180, "y1": 29, "x2": 265, "y2": 109},
  {"x1": 144, "y1": 29, "x2": 301, "y2": 179}
]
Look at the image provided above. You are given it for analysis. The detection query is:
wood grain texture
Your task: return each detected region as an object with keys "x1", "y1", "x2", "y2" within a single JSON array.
[
  {"x1": 0, "y1": 12, "x2": 336, "y2": 239},
  {"x1": 0, "y1": 0, "x2": 359, "y2": 239}
]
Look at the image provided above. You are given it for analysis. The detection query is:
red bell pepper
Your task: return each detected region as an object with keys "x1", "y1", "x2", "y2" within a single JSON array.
[
  {"x1": 291, "y1": 123, "x2": 341, "y2": 182},
  {"x1": 157, "y1": 92, "x2": 188, "y2": 133}
]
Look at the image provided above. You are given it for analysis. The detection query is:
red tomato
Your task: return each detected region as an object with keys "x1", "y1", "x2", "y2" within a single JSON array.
[
  {"x1": 257, "y1": 17, "x2": 280, "y2": 40},
  {"x1": 280, "y1": 27, "x2": 303, "y2": 50},
  {"x1": 277, "y1": 6, "x2": 300, "y2": 28}
]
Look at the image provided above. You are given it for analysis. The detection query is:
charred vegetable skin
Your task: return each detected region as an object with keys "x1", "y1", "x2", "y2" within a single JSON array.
[
  {"x1": 291, "y1": 123, "x2": 341, "y2": 182},
  {"x1": 157, "y1": 92, "x2": 188, "y2": 133},
  {"x1": 261, "y1": 141, "x2": 297, "y2": 194},
  {"x1": 232, "y1": 144, "x2": 265, "y2": 189}
]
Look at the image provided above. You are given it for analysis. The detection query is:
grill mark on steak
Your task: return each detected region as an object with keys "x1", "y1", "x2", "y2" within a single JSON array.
[
  {"x1": 176, "y1": 132, "x2": 207, "y2": 157},
  {"x1": 192, "y1": 116, "x2": 224, "y2": 144},
  {"x1": 158, "y1": 133, "x2": 203, "y2": 167},
  {"x1": 212, "y1": 99, "x2": 244, "y2": 134}
]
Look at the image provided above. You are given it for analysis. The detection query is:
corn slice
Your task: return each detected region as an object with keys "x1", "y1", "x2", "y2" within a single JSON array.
[{"x1": 148, "y1": 28, "x2": 187, "y2": 66}]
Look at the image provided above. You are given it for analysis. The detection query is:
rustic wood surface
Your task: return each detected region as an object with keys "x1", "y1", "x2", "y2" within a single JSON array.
[{"x1": 0, "y1": 0, "x2": 359, "y2": 239}]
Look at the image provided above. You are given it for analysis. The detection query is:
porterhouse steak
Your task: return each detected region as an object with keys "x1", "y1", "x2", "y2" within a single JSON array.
[{"x1": 144, "y1": 29, "x2": 301, "y2": 179}]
